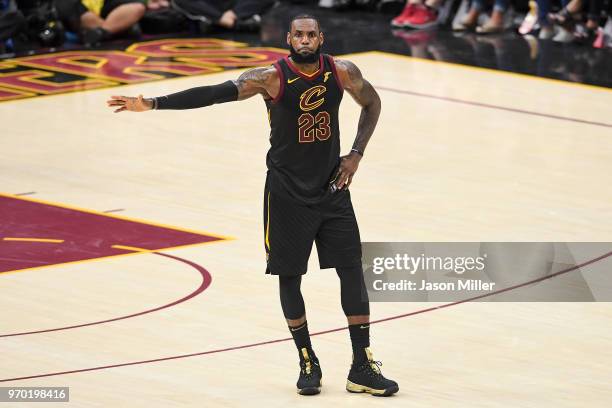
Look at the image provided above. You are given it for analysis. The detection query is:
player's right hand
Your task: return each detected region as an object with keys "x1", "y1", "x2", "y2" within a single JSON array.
[{"x1": 106, "y1": 94, "x2": 152, "y2": 113}]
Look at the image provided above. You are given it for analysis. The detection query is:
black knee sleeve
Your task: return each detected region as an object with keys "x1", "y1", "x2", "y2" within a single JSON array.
[
  {"x1": 279, "y1": 275, "x2": 305, "y2": 320},
  {"x1": 336, "y1": 265, "x2": 370, "y2": 316}
]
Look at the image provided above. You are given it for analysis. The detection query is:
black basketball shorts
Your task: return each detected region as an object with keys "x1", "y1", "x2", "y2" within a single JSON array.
[{"x1": 263, "y1": 176, "x2": 362, "y2": 276}]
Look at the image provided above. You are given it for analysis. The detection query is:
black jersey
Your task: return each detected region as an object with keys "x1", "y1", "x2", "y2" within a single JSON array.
[{"x1": 264, "y1": 54, "x2": 344, "y2": 204}]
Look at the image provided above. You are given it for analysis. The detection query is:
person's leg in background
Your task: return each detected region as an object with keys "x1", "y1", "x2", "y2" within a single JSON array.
[
  {"x1": 77, "y1": 0, "x2": 146, "y2": 45},
  {"x1": 99, "y1": 0, "x2": 146, "y2": 34},
  {"x1": 55, "y1": 0, "x2": 90, "y2": 33},
  {"x1": 391, "y1": 0, "x2": 445, "y2": 29},
  {"x1": 456, "y1": 0, "x2": 484, "y2": 30},
  {"x1": 518, "y1": 0, "x2": 539, "y2": 35},
  {"x1": 536, "y1": 0, "x2": 555, "y2": 38},
  {"x1": 586, "y1": 0, "x2": 602, "y2": 31},
  {"x1": 391, "y1": 0, "x2": 424, "y2": 28},
  {"x1": 549, "y1": 0, "x2": 580, "y2": 42},
  {"x1": 476, "y1": 0, "x2": 509, "y2": 33},
  {"x1": 278, "y1": 274, "x2": 322, "y2": 395}
]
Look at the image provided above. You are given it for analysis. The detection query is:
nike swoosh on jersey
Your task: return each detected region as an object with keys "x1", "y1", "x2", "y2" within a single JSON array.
[{"x1": 287, "y1": 77, "x2": 300, "y2": 84}]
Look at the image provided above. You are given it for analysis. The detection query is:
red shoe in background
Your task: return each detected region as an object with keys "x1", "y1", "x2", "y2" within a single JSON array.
[
  {"x1": 396, "y1": 5, "x2": 439, "y2": 29},
  {"x1": 391, "y1": 3, "x2": 418, "y2": 28}
]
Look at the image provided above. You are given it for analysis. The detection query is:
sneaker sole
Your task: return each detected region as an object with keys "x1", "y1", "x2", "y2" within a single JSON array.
[
  {"x1": 297, "y1": 387, "x2": 321, "y2": 395},
  {"x1": 346, "y1": 380, "x2": 399, "y2": 397},
  {"x1": 298, "y1": 379, "x2": 322, "y2": 395}
]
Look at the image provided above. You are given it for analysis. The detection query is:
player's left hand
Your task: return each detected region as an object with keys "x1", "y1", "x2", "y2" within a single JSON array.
[{"x1": 335, "y1": 151, "x2": 362, "y2": 190}]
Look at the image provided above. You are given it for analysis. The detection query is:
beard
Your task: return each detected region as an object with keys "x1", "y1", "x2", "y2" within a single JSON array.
[{"x1": 289, "y1": 43, "x2": 321, "y2": 64}]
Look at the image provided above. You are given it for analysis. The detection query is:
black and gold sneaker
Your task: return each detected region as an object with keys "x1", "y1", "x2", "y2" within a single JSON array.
[
  {"x1": 346, "y1": 348, "x2": 399, "y2": 397},
  {"x1": 297, "y1": 347, "x2": 322, "y2": 395}
]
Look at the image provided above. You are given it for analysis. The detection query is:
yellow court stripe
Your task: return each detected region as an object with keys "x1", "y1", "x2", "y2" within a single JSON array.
[
  {"x1": 111, "y1": 244, "x2": 150, "y2": 252},
  {"x1": 3, "y1": 237, "x2": 64, "y2": 243},
  {"x1": 0, "y1": 192, "x2": 234, "y2": 242},
  {"x1": 265, "y1": 191, "x2": 270, "y2": 250},
  {"x1": 368, "y1": 50, "x2": 612, "y2": 93},
  {"x1": 0, "y1": 239, "x2": 226, "y2": 277}
]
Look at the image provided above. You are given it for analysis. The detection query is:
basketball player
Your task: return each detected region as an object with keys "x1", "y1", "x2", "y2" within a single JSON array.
[{"x1": 106, "y1": 14, "x2": 398, "y2": 397}]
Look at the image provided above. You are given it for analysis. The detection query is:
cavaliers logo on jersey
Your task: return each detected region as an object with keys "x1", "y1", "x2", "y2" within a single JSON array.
[{"x1": 299, "y1": 85, "x2": 326, "y2": 112}]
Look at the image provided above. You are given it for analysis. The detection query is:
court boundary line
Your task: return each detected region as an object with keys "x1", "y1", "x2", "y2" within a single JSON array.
[{"x1": 375, "y1": 85, "x2": 612, "y2": 128}]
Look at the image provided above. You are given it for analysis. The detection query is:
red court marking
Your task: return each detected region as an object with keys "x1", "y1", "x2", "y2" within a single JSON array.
[
  {"x1": 375, "y1": 85, "x2": 612, "y2": 128},
  {"x1": 0, "y1": 194, "x2": 223, "y2": 273},
  {"x1": 0, "y1": 252, "x2": 211, "y2": 338},
  {"x1": 2, "y1": 249, "x2": 610, "y2": 383}
]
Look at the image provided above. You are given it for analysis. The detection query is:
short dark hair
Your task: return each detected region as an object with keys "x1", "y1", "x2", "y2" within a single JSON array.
[{"x1": 289, "y1": 14, "x2": 321, "y2": 32}]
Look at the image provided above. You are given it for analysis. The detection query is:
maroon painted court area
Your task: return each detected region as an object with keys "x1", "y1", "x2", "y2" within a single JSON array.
[{"x1": 0, "y1": 195, "x2": 223, "y2": 273}]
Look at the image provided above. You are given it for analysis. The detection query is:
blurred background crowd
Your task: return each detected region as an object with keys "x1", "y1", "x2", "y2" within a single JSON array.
[{"x1": 1, "y1": 0, "x2": 611, "y2": 60}]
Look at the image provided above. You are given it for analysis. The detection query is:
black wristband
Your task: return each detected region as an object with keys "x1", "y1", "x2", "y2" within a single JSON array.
[{"x1": 156, "y1": 80, "x2": 238, "y2": 110}]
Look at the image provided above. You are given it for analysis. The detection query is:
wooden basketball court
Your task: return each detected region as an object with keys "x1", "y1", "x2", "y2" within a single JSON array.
[{"x1": 1, "y1": 51, "x2": 611, "y2": 407}]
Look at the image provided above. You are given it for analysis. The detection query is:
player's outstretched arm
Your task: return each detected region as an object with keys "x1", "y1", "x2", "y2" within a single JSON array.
[
  {"x1": 333, "y1": 59, "x2": 382, "y2": 189},
  {"x1": 106, "y1": 66, "x2": 278, "y2": 113}
]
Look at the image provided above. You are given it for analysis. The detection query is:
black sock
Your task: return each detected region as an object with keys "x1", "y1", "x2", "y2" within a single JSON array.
[
  {"x1": 289, "y1": 321, "x2": 313, "y2": 355},
  {"x1": 348, "y1": 323, "x2": 370, "y2": 363}
]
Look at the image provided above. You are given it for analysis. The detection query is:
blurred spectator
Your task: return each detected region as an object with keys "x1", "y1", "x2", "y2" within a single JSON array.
[
  {"x1": 139, "y1": 0, "x2": 189, "y2": 34},
  {"x1": 171, "y1": 0, "x2": 275, "y2": 33},
  {"x1": 56, "y1": 0, "x2": 145, "y2": 45},
  {"x1": 535, "y1": 0, "x2": 572, "y2": 40},
  {"x1": 1, "y1": 0, "x2": 26, "y2": 54},
  {"x1": 453, "y1": 0, "x2": 511, "y2": 33},
  {"x1": 520, "y1": 0, "x2": 611, "y2": 45}
]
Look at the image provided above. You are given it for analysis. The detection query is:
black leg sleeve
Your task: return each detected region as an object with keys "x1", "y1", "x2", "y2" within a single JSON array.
[
  {"x1": 336, "y1": 265, "x2": 370, "y2": 317},
  {"x1": 279, "y1": 275, "x2": 306, "y2": 320}
]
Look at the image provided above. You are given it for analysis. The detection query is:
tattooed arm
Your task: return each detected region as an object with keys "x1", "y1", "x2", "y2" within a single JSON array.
[
  {"x1": 332, "y1": 59, "x2": 382, "y2": 189},
  {"x1": 106, "y1": 66, "x2": 279, "y2": 112},
  {"x1": 232, "y1": 66, "x2": 280, "y2": 101}
]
